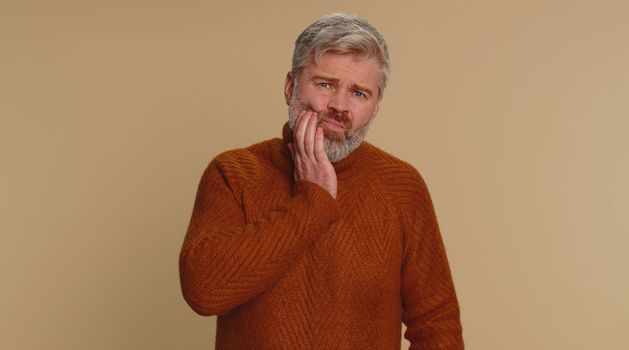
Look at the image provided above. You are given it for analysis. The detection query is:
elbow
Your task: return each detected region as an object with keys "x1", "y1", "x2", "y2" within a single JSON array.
[
  {"x1": 182, "y1": 292, "x2": 227, "y2": 316},
  {"x1": 178, "y1": 244, "x2": 236, "y2": 316},
  {"x1": 179, "y1": 264, "x2": 232, "y2": 316},
  {"x1": 179, "y1": 277, "x2": 233, "y2": 316}
]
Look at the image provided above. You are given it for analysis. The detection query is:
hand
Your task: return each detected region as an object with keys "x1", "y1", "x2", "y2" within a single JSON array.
[{"x1": 288, "y1": 109, "x2": 338, "y2": 199}]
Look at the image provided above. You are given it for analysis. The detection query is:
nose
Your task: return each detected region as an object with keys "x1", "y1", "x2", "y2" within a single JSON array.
[{"x1": 327, "y1": 90, "x2": 349, "y2": 114}]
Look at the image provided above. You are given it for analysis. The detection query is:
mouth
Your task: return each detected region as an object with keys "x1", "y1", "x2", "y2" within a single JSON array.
[{"x1": 318, "y1": 117, "x2": 346, "y2": 133}]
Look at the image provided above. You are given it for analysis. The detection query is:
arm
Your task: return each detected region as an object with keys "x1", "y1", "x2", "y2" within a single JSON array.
[
  {"x1": 179, "y1": 159, "x2": 339, "y2": 316},
  {"x1": 401, "y1": 176, "x2": 464, "y2": 349}
]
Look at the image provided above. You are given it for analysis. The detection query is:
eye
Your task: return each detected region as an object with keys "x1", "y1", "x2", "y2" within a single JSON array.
[
  {"x1": 318, "y1": 82, "x2": 331, "y2": 89},
  {"x1": 352, "y1": 90, "x2": 366, "y2": 98}
]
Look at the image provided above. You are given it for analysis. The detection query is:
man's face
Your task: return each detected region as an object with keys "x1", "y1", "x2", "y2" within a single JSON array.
[{"x1": 284, "y1": 52, "x2": 382, "y2": 162}]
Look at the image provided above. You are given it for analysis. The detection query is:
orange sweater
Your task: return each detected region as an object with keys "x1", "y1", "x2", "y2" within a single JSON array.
[{"x1": 179, "y1": 124, "x2": 464, "y2": 349}]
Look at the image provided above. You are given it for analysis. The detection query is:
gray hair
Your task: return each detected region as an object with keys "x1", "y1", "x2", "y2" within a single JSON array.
[{"x1": 291, "y1": 13, "x2": 390, "y2": 98}]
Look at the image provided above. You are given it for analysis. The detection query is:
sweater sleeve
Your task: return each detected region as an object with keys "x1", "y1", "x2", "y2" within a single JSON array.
[
  {"x1": 179, "y1": 159, "x2": 339, "y2": 316},
  {"x1": 401, "y1": 175, "x2": 464, "y2": 349}
]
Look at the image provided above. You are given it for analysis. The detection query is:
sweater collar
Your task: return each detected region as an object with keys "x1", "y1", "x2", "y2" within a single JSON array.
[{"x1": 273, "y1": 122, "x2": 366, "y2": 174}]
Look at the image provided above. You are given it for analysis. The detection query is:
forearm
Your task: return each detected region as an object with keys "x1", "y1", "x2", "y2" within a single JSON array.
[
  {"x1": 404, "y1": 296, "x2": 464, "y2": 350},
  {"x1": 179, "y1": 180, "x2": 338, "y2": 316}
]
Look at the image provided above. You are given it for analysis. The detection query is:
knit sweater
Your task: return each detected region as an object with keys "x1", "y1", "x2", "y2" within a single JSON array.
[{"x1": 179, "y1": 123, "x2": 464, "y2": 349}]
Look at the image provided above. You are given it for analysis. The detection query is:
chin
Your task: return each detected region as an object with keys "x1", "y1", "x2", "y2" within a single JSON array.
[{"x1": 320, "y1": 127, "x2": 346, "y2": 142}]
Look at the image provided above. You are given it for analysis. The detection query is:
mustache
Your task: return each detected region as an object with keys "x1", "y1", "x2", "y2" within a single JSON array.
[{"x1": 316, "y1": 110, "x2": 352, "y2": 130}]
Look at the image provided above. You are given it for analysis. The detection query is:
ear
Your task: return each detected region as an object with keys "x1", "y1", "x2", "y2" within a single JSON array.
[{"x1": 284, "y1": 71, "x2": 294, "y2": 106}]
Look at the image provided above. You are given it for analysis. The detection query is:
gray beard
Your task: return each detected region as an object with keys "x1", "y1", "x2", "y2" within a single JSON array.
[{"x1": 288, "y1": 94, "x2": 374, "y2": 163}]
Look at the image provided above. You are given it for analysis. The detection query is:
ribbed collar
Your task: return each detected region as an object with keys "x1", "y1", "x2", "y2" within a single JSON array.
[{"x1": 271, "y1": 122, "x2": 366, "y2": 175}]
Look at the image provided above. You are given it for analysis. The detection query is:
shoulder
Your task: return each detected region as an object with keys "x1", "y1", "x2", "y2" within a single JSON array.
[
  {"x1": 361, "y1": 142, "x2": 428, "y2": 189},
  {"x1": 358, "y1": 142, "x2": 435, "y2": 214},
  {"x1": 204, "y1": 138, "x2": 280, "y2": 187},
  {"x1": 213, "y1": 139, "x2": 275, "y2": 169}
]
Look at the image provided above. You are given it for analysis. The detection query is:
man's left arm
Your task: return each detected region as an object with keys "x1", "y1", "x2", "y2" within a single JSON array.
[{"x1": 401, "y1": 175, "x2": 464, "y2": 349}]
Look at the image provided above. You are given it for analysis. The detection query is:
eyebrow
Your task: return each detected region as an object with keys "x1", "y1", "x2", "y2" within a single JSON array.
[{"x1": 311, "y1": 75, "x2": 374, "y2": 98}]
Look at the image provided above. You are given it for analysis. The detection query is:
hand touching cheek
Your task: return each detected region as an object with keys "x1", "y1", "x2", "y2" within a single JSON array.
[{"x1": 287, "y1": 110, "x2": 338, "y2": 199}]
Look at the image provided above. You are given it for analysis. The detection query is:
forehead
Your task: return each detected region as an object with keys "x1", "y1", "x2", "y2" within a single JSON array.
[{"x1": 302, "y1": 52, "x2": 382, "y2": 89}]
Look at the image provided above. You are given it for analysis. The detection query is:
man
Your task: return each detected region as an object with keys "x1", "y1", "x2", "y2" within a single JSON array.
[{"x1": 179, "y1": 13, "x2": 464, "y2": 349}]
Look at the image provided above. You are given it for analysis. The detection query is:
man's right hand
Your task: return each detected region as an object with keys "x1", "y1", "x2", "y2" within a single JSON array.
[{"x1": 288, "y1": 110, "x2": 338, "y2": 199}]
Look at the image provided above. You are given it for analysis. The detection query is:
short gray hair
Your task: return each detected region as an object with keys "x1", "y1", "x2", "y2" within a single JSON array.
[{"x1": 291, "y1": 13, "x2": 390, "y2": 98}]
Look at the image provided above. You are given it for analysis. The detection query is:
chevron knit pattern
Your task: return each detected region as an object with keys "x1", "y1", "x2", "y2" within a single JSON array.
[{"x1": 179, "y1": 123, "x2": 464, "y2": 349}]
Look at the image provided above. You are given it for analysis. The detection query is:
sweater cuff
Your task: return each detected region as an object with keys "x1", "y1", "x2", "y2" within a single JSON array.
[{"x1": 294, "y1": 180, "x2": 340, "y2": 228}]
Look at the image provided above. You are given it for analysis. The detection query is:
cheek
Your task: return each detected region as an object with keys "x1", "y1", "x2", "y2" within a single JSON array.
[
  {"x1": 363, "y1": 102, "x2": 379, "y2": 116},
  {"x1": 298, "y1": 91, "x2": 327, "y2": 111},
  {"x1": 351, "y1": 104, "x2": 377, "y2": 124}
]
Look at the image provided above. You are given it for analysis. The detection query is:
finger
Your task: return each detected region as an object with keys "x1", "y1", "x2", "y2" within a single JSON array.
[
  {"x1": 304, "y1": 110, "x2": 318, "y2": 160},
  {"x1": 293, "y1": 109, "x2": 305, "y2": 140},
  {"x1": 294, "y1": 110, "x2": 310, "y2": 154},
  {"x1": 314, "y1": 126, "x2": 330, "y2": 163},
  {"x1": 295, "y1": 109, "x2": 306, "y2": 129}
]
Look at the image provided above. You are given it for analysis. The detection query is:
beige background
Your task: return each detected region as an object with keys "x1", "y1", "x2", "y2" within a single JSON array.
[{"x1": 1, "y1": 0, "x2": 628, "y2": 349}]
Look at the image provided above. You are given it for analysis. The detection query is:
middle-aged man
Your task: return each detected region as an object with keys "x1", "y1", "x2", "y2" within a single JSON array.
[{"x1": 179, "y1": 13, "x2": 464, "y2": 349}]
